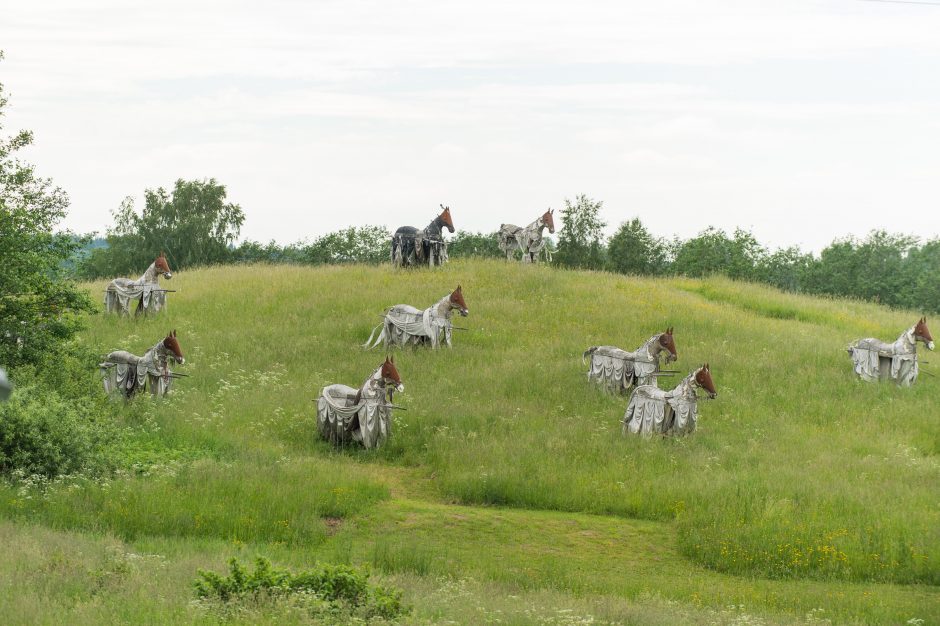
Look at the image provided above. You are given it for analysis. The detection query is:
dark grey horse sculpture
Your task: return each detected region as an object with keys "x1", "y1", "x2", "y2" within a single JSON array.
[{"x1": 391, "y1": 205, "x2": 454, "y2": 267}]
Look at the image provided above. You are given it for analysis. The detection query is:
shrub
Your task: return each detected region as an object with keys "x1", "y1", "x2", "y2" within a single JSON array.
[
  {"x1": 194, "y1": 557, "x2": 409, "y2": 620},
  {"x1": 0, "y1": 384, "x2": 118, "y2": 479}
]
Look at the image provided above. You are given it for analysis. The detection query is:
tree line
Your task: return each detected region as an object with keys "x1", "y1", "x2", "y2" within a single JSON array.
[{"x1": 76, "y1": 186, "x2": 940, "y2": 314}]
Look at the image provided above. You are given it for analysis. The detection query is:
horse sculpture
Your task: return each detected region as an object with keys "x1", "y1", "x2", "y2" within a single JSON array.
[
  {"x1": 100, "y1": 330, "x2": 185, "y2": 398},
  {"x1": 498, "y1": 208, "x2": 555, "y2": 263},
  {"x1": 391, "y1": 205, "x2": 454, "y2": 267},
  {"x1": 583, "y1": 328, "x2": 678, "y2": 394},
  {"x1": 105, "y1": 253, "x2": 173, "y2": 316},
  {"x1": 623, "y1": 363, "x2": 717, "y2": 437},
  {"x1": 317, "y1": 356, "x2": 404, "y2": 449},
  {"x1": 848, "y1": 317, "x2": 934, "y2": 386},
  {"x1": 364, "y1": 286, "x2": 469, "y2": 350}
]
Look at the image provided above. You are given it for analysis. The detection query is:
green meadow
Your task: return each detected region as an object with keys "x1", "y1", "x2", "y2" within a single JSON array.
[{"x1": 1, "y1": 259, "x2": 937, "y2": 624}]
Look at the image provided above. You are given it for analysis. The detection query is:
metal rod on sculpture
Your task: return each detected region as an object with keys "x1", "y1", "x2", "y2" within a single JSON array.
[
  {"x1": 604, "y1": 354, "x2": 659, "y2": 364},
  {"x1": 384, "y1": 405, "x2": 408, "y2": 410}
]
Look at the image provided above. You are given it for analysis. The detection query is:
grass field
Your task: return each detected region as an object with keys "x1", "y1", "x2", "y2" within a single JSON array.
[{"x1": 1, "y1": 259, "x2": 938, "y2": 624}]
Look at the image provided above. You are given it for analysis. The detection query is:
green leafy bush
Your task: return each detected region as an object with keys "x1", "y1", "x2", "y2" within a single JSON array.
[
  {"x1": 194, "y1": 557, "x2": 408, "y2": 620},
  {"x1": 0, "y1": 384, "x2": 118, "y2": 479}
]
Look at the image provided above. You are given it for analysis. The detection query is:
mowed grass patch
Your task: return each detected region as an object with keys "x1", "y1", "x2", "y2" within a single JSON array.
[
  {"x1": 312, "y1": 498, "x2": 939, "y2": 625},
  {"x1": 73, "y1": 261, "x2": 940, "y2": 587},
  {"x1": 3, "y1": 520, "x2": 878, "y2": 626}
]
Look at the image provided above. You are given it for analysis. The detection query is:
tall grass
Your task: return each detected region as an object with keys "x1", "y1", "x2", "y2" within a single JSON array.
[
  {"x1": 66, "y1": 260, "x2": 939, "y2": 587},
  {"x1": 1, "y1": 259, "x2": 938, "y2": 622}
]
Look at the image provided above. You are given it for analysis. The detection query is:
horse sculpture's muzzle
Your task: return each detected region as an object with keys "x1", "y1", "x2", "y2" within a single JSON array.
[
  {"x1": 395, "y1": 383, "x2": 405, "y2": 393},
  {"x1": 707, "y1": 391, "x2": 717, "y2": 399},
  {"x1": 928, "y1": 341, "x2": 936, "y2": 351},
  {"x1": 163, "y1": 272, "x2": 173, "y2": 279},
  {"x1": 459, "y1": 308, "x2": 469, "y2": 317},
  {"x1": 176, "y1": 356, "x2": 185, "y2": 364}
]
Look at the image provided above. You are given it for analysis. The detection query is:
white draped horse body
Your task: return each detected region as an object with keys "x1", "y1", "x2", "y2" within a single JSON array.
[
  {"x1": 583, "y1": 328, "x2": 677, "y2": 394},
  {"x1": 623, "y1": 364, "x2": 717, "y2": 437},
  {"x1": 498, "y1": 208, "x2": 555, "y2": 263},
  {"x1": 364, "y1": 286, "x2": 469, "y2": 350},
  {"x1": 848, "y1": 317, "x2": 934, "y2": 387},
  {"x1": 100, "y1": 330, "x2": 185, "y2": 399},
  {"x1": 104, "y1": 253, "x2": 173, "y2": 316},
  {"x1": 316, "y1": 357, "x2": 404, "y2": 449}
]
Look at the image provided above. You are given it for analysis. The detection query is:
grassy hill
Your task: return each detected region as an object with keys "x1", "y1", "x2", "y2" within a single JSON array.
[{"x1": 1, "y1": 259, "x2": 938, "y2": 624}]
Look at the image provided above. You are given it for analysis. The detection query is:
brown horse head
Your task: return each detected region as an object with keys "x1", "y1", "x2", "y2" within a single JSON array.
[
  {"x1": 914, "y1": 317, "x2": 934, "y2": 350},
  {"x1": 542, "y1": 208, "x2": 555, "y2": 234},
  {"x1": 381, "y1": 356, "x2": 404, "y2": 392},
  {"x1": 450, "y1": 284, "x2": 469, "y2": 317},
  {"x1": 439, "y1": 204, "x2": 455, "y2": 233},
  {"x1": 694, "y1": 363, "x2": 717, "y2": 398},
  {"x1": 155, "y1": 252, "x2": 172, "y2": 278},
  {"x1": 163, "y1": 329, "x2": 184, "y2": 364},
  {"x1": 658, "y1": 327, "x2": 677, "y2": 362}
]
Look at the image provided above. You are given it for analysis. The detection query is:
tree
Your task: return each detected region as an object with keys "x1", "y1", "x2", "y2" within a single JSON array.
[
  {"x1": 82, "y1": 179, "x2": 245, "y2": 276},
  {"x1": 302, "y1": 226, "x2": 390, "y2": 264},
  {"x1": 905, "y1": 239, "x2": 940, "y2": 314},
  {"x1": 671, "y1": 227, "x2": 765, "y2": 280},
  {"x1": 553, "y1": 194, "x2": 606, "y2": 270},
  {"x1": 0, "y1": 52, "x2": 94, "y2": 367},
  {"x1": 447, "y1": 231, "x2": 502, "y2": 259},
  {"x1": 606, "y1": 218, "x2": 666, "y2": 275},
  {"x1": 803, "y1": 231, "x2": 917, "y2": 307},
  {"x1": 753, "y1": 246, "x2": 813, "y2": 293}
]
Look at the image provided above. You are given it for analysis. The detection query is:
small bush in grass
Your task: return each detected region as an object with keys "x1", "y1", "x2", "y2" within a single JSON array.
[
  {"x1": 194, "y1": 557, "x2": 408, "y2": 620},
  {"x1": 0, "y1": 384, "x2": 118, "y2": 479}
]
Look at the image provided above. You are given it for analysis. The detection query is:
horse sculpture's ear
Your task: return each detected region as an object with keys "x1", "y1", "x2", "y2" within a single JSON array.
[{"x1": 390, "y1": 355, "x2": 395, "y2": 363}]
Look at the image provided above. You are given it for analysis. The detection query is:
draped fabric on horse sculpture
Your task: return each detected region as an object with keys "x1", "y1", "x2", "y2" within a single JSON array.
[
  {"x1": 391, "y1": 215, "x2": 450, "y2": 267},
  {"x1": 100, "y1": 339, "x2": 173, "y2": 397},
  {"x1": 364, "y1": 295, "x2": 455, "y2": 349},
  {"x1": 585, "y1": 335, "x2": 665, "y2": 394},
  {"x1": 623, "y1": 375, "x2": 698, "y2": 437},
  {"x1": 104, "y1": 262, "x2": 167, "y2": 315},
  {"x1": 848, "y1": 325, "x2": 919, "y2": 386},
  {"x1": 316, "y1": 366, "x2": 394, "y2": 449},
  {"x1": 498, "y1": 221, "x2": 549, "y2": 262},
  {"x1": 104, "y1": 280, "x2": 166, "y2": 314},
  {"x1": 316, "y1": 385, "x2": 391, "y2": 449}
]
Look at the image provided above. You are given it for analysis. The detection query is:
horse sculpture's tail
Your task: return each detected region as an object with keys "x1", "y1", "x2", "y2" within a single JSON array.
[
  {"x1": 363, "y1": 322, "x2": 386, "y2": 349},
  {"x1": 582, "y1": 346, "x2": 598, "y2": 364}
]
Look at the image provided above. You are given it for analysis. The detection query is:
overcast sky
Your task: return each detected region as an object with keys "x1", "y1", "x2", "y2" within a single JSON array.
[{"x1": 2, "y1": 0, "x2": 939, "y2": 251}]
